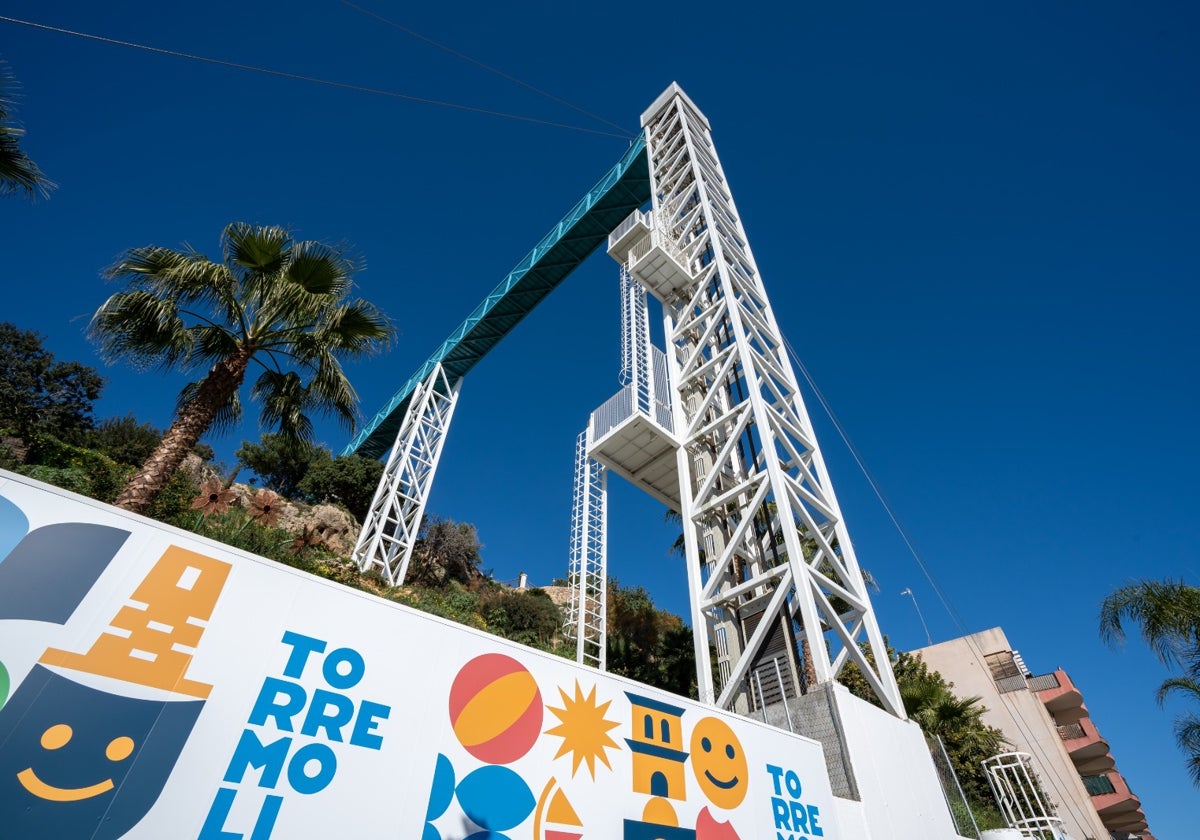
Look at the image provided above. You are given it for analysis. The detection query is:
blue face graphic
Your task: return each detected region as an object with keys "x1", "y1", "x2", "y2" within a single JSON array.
[{"x1": 0, "y1": 665, "x2": 202, "y2": 840}]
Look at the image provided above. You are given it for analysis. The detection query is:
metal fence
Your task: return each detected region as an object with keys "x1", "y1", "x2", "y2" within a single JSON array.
[{"x1": 1025, "y1": 672, "x2": 1061, "y2": 692}]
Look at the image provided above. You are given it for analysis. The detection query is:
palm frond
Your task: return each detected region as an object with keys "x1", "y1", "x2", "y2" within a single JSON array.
[
  {"x1": 89, "y1": 290, "x2": 193, "y2": 369},
  {"x1": 306, "y1": 353, "x2": 358, "y2": 430},
  {"x1": 104, "y1": 246, "x2": 233, "y2": 306},
  {"x1": 1157, "y1": 675, "x2": 1200, "y2": 708},
  {"x1": 251, "y1": 369, "x2": 315, "y2": 442},
  {"x1": 1099, "y1": 578, "x2": 1200, "y2": 670},
  {"x1": 317, "y1": 300, "x2": 393, "y2": 354},
  {"x1": 0, "y1": 59, "x2": 54, "y2": 199},
  {"x1": 285, "y1": 240, "x2": 357, "y2": 296},
  {"x1": 1173, "y1": 712, "x2": 1200, "y2": 787},
  {"x1": 223, "y1": 222, "x2": 289, "y2": 276}
]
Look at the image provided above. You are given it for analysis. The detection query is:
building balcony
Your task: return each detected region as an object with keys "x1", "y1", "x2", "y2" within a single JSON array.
[
  {"x1": 1087, "y1": 771, "x2": 1142, "y2": 826},
  {"x1": 1057, "y1": 717, "x2": 1110, "y2": 764},
  {"x1": 1035, "y1": 668, "x2": 1083, "y2": 715},
  {"x1": 1073, "y1": 751, "x2": 1115, "y2": 776},
  {"x1": 607, "y1": 209, "x2": 652, "y2": 261},
  {"x1": 605, "y1": 211, "x2": 694, "y2": 303},
  {"x1": 587, "y1": 382, "x2": 680, "y2": 509}
]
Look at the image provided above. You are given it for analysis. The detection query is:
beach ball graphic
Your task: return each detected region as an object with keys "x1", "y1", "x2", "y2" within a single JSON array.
[{"x1": 449, "y1": 654, "x2": 542, "y2": 764}]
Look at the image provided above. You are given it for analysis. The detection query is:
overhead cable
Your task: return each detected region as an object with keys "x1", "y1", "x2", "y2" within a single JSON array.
[
  {"x1": 0, "y1": 14, "x2": 631, "y2": 139},
  {"x1": 339, "y1": 0, "x2": 635, "y2": 139}
]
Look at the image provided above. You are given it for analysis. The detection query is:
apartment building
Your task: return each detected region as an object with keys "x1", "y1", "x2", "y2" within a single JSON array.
[{"x1": 913, "y1": 628, "x2": 1152, "y2": 839}]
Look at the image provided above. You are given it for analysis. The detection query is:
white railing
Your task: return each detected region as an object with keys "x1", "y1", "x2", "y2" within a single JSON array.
[
  {"x1": 625, "y1": 226, "x2": 688, "y2": 275},
  {"x1": 608, "y1": 209, "x2": 651, "y2": 251},
  {"x1": 591, "y1": 385, "x2": 635, "y2": 442}
]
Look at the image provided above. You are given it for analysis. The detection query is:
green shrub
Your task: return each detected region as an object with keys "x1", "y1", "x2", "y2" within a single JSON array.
[{"x1": 19, "y1": 433, "x2": 132, "y2": 503}]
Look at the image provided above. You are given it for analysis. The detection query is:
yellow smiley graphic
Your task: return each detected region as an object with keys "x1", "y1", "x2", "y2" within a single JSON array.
[
  {"x1": 690, "y1": 716, "x2": 748, "y2": 810},
  {"x1": 16, "y1": 723, "x2": 135, "y2": 802}
]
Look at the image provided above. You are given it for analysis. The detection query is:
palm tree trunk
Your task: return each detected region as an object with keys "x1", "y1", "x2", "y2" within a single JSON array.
[
  {"x1": 801, "y1": 636, "x2": 817, "y2": 693},
  {"x1": 115, "y1": 349, "x2": 252, "y2": 514}
]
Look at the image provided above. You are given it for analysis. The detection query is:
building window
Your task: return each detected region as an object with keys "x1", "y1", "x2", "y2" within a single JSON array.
[
  {"x1": 985, "y1": 650, "x2": 1028, "y2": 693},
  {"x1": 985, "y1": 651, "x2": 1022, "y2": 680}
]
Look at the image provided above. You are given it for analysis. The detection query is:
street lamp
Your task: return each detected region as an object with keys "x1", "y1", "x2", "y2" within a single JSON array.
[{"x1": 900, "y1": 587, "x2": 933, "y2": 646}]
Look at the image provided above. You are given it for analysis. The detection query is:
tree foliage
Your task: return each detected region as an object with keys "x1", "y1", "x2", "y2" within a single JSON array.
[
  {"x1": 606, "y1": 579, "x2": 704, "y2": 699},
  {"x1": 0, "y1": 322, "x2": 103, "y2": 444},
  {"x1": 90, "y1": 222, "x2": 393, "y2": 512},
  {"x1": 1101, "y1": 577, "x2": 1200, "y2": 785},
  {"x1": 407, "y1": 516, "x2": 484, "y2": 587},
  {"x1": 0, "y1": 58, "x2": 54, "y2": 200},
  {"x1": 236, "y1": 433, "x2": 317, "y2": 498},
  {"x1": 481, "y1": 588, "x2": 563, "y2": 649},
  {"x1": 297, "y1": 451, "x2": 383, "y2": 521}
]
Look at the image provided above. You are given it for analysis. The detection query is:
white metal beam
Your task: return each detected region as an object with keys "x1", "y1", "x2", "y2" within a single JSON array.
[{"x1": 351, "y1": 363, "x2": 460, "y2": 586}]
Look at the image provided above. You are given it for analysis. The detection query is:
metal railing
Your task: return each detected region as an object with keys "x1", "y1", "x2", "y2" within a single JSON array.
[
  {"x1": 1057, "y1": 722, "x2": 1086, "y2": 741},
  {"x1": 1025, "y1": 672, "x2": 1061, "y2": 692},
  {"x1": 626, "y1": 225, "x2": 688, "y2": 275},
  {"x1": 608, "y1": 209, "x2": 650, "y2": 250},
  {"x1": 591, "y1": 385, "x2": 635, "y2": 442},
  {"x1": 995, "y1": 674, "x2": 1029, "y2": 694}
]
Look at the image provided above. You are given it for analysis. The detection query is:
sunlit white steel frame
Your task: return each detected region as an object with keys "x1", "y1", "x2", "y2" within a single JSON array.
[
  {"x1": 983, "y1": 752, "x2": 1066, "y2": 840},
  {"x1": 352, "y1": 363, "x2": 461, "y2": 586},
  {"x1": 642, "y1": 85, "x2": 904, "y2": 715},
  {"x1": 564, "y1": 430, "x2": 607, "y2": 669}
]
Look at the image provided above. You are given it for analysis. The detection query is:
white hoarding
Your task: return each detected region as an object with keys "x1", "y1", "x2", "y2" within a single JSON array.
[{"x1": 0, "y1": 472, "x2": 838, "y2": 839}]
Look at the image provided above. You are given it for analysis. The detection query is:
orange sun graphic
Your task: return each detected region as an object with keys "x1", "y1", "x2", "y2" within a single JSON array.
[{"x1": 544, "y1": 682, "x2": 621, "y2": 778}]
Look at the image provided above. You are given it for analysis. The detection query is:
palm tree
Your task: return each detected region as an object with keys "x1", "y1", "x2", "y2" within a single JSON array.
[
  {"x1": 91, "y1": 222, "x2": 393, "y2": 514},
  {"x1": 1101, "y1": 578, "x2": 1200, "y2": 784},
  {"x1": 1157, "y1": 676, "x2": 1200, "y2": 785},
  {"x1": 1100, "y1": 578, "x2": 1200, "y2": 672},
  {"x1": 0, "y1": 58, "x2": 53, "y2": 199}
]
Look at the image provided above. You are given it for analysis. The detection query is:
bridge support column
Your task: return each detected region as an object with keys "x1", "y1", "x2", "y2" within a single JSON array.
[{"x1": 352, "y1": 363, "x2": 460, "y2": 586}]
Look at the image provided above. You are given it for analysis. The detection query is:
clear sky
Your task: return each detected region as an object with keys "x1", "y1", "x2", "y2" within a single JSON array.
[{"x1": 2, "y1": 2, "x2": 1197, "y2": 835}]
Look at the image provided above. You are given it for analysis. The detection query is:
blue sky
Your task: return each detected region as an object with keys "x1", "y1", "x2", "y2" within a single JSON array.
[{"x1": 2, "y1": 2, "x2": 1197, "y2": 835}]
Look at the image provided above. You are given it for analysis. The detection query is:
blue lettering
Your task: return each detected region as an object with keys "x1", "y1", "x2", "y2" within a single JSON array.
[
  {"x1": 200, "y1": 787, "x2": 283, "y2": 840},
  {"x1": 321, "y1": 647, "x2": 365, "y2": 689},
  {"x1": 772, "y1": 796, "x2": 791, "y2": 829},
  {"x1": 248, "y1": 677, "x2": 306, "y2": 731},
  {"x1": 790, "y1": 799, "x2": 809, "y2": 832},
  {"x1": 766, "y1": 763, "x2": 786, "y2": 795},
  {"x1": 301, "y1": 689, "x2": 354, "y2": 741},
  {"x1": 808, "y1": 804, "x2": 824, "y2": 836},
  {"x1": 287, "y1": 742, "x2": 338, "y2": 794},
  {"x1": 223, "y1": 729, "x2": 291, "y2": 788},
  {"x1": 280, "y1": 631, "x2": 326, "y2": 678},
  {"x1": 349, "y1": 700, "x2": 391, "y2": 750}
]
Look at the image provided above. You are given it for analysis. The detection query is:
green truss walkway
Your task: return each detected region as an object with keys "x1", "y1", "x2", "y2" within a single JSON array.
[{"x1": 344, "y1": 137, "x2": 650, "y2": 459}]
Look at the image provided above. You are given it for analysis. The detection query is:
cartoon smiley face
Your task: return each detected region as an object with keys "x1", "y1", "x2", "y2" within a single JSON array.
[
  {"x1": 16, "y1": 723, "x2": 135, "y2": 802},
  {"x1": 690, "y1": 716, "x2": 748, "y2": 810},
  {"x1": 0, "y1": 664, "x2": 204, "y2": 840}
]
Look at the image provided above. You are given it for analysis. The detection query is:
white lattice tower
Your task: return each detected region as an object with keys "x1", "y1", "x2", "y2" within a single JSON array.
[
  {"x1": 564, "y1": 430, "x2": 607, "y2": 669},
  {"x1": 352, "y1": 363, "x2": 460, "y2": 586},
  {"x1": 638, "y1": 85, "x2": 903, "y2": 715}
]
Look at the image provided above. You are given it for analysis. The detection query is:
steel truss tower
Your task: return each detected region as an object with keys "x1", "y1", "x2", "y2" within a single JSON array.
[
  {"x1": 351, "y1": 363, "x2": 460, "y2": 585},
  {"x1": 347, "y1": 83, "x2": 902, "y2": 718},
  {"x1": 613, "y1": 85, "x2": 903, "y2": 715}
]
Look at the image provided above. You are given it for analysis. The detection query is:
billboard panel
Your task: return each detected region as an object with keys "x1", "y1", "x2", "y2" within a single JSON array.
[{"x1": 0, "y1": 473, "x2": 838, "y2": 839}]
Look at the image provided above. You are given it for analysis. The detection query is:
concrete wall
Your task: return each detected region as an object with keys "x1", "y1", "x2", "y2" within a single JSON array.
[{"x1": 831, "y1": 684, "x2": 969, "y2": 840}]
